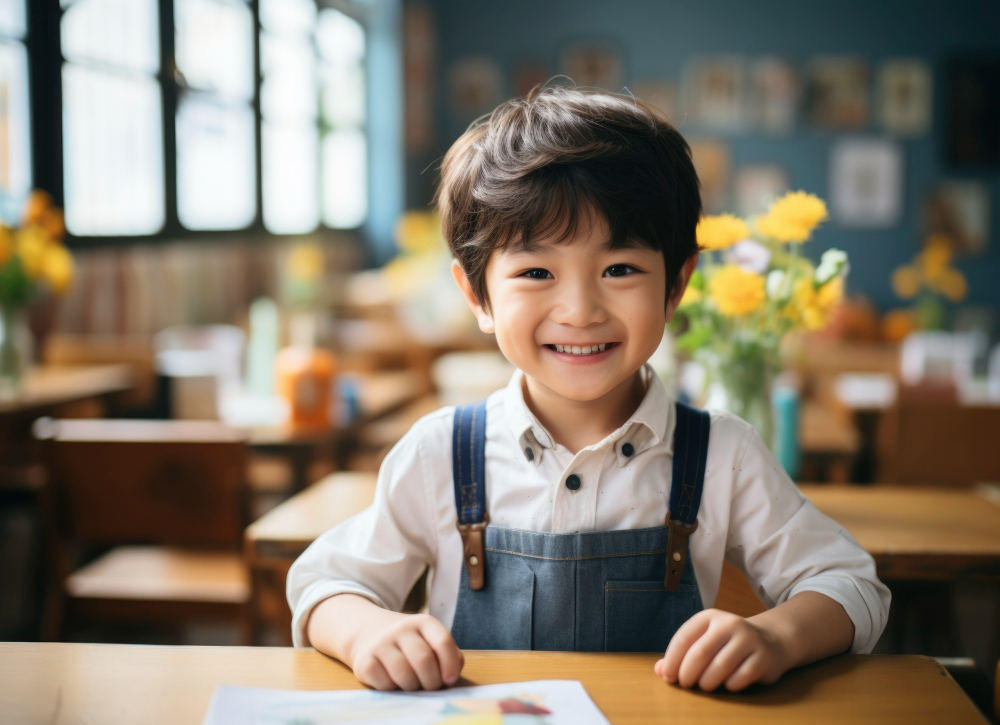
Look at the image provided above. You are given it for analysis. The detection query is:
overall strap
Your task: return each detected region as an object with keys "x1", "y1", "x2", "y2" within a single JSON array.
[
  {"x1": 664, "y1": 401, "x2": 711, "y2": 591},
  {"x1": 452, "y1": 400, "x2": 488, "y2": 590}
]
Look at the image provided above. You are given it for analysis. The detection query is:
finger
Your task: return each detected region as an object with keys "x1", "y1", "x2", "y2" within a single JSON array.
[
  {"x1": 660, "y1": 612, "x2": 713, "y2": 683},
  {"x1": 418, "y1": 617, "x2": 464, "y2": 685},
  {"x1": 677, "y1": 624, "x2": 734, "y2": 689},
  {"x1": 354, "y1": 656, "x2": 394, "y2": 691},
  {"x1": 397, "y1": 632, "x2": 443, "y2": 691},
  {"x1": 653, "y1": 658, "x2": 665, "y2": 678},
  {"x1": 375, "y1": 644, "x2": 421, "y2": 691},
  {"x1": 724, "y1": 651, "x2": 767, "y2": 692},
  {"x1": 697, "y1": 636, "x2": 755, "y2": 692}
]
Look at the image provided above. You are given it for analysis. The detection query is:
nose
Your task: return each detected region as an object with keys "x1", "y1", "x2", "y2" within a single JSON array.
[{"x1": 550, "y1": 277, "x2": 608, "y2": 328}]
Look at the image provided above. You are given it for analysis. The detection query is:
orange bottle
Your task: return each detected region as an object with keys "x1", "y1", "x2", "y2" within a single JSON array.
[{"x1": 275, "y1": 313, "x2": 337, "y2": 428}]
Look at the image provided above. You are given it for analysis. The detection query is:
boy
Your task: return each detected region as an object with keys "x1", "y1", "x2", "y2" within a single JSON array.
[{"x1": 288, "y1": 86, "x2": 889, "y2": 693}]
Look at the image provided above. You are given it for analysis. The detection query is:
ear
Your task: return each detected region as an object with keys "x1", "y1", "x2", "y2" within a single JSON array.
[
  {"x1": 451, "y1": 259, "x2": 495, "y2": 333},
  {"x1": 665, "y1": 255, "x2": 699, "y2": 323}
]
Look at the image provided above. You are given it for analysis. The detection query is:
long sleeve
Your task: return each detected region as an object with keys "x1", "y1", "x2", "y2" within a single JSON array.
[
  {"x1": 286, "y1": 420, "x2": 440, "y2": 647},
  {"x1": 723, "y1": 428, "x2": 891, "y2": 653}
]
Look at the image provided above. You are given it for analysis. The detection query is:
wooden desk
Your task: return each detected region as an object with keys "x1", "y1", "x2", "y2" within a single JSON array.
[
  {"x1": 0, "y1": 364, "x2": 134, "y2": 417},
  {"x1": 246, "y1": 370, "x2": 428, "y2": 491},
  {"x1": 801, "y1": 485, "x2": 1000, "y2": 581},
  {"x1": 0, "y1": 643, "x2": 984, "y2": 724}
]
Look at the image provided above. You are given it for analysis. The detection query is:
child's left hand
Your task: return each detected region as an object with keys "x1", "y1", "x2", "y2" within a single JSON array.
[{"x1": 654, "y1": 608, "x2": 790, "y2": 692}]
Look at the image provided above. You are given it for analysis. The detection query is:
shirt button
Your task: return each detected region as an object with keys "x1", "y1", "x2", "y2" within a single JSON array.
[
  {"x1": 621, "y1": 442, "x2": 634, "y2": 457},
  {"x1": 524, "y1": 447, "x2": 534, "y2": 462},
  {"x1": 565, "y1": 474, "x2": 581, "y2": 491}
]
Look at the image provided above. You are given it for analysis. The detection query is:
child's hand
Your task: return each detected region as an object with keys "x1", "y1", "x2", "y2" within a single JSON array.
[
  {"x1": 349, "y1": 611, "x2": 465, "y2": 691},
  {"x1": 654, "y1": 609, "x2": 790, "y2": 692}
]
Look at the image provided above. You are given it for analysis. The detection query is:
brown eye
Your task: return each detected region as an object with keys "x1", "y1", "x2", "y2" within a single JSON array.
[
  {"x1": 605, "y1": 264, "x2": 637, "y2": 277},
  {"x1": 522, "y1": 268, "x2": 552, "y2": 279}
]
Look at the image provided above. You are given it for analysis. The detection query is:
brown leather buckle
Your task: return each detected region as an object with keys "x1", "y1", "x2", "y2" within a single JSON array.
[
  {"x1": 664, "y1": 510, "x2": 698, "y2": 591},
  {"x1": 457, "y1": 513, "x2": 489, "y2": 590}
]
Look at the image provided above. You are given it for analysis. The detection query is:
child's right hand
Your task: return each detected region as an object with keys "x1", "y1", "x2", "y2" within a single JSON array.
[{"x1": 349, "y1": 611, "x2": 465, "y2": 691}]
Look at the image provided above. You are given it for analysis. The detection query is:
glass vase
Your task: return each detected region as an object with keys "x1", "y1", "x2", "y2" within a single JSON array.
[
  {"x1": 0, "y1": 304, "x2": 31, "y2": 399},
  {"x1": 700, "y1": 340, "x2": 777, "y2": 451}
]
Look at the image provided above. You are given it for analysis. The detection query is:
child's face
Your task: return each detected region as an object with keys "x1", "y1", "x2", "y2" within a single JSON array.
[{"x1": 453, "y1": 213, "x2": 694, "y2": 403}]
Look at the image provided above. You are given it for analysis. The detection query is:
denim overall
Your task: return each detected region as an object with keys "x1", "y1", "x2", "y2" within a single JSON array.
[{"x1": 449, "y1": 400, "x2": 710, "y2": 652}]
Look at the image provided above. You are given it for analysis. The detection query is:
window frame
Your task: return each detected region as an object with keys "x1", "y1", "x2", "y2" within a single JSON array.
[{"x1": 28, "y1": 0, "x2": 372, "y2": 248}]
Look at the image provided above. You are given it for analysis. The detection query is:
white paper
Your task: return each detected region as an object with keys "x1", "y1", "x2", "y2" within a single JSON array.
[{"x1": 203, "y1": 679, "x2": 610, "y2": 725}]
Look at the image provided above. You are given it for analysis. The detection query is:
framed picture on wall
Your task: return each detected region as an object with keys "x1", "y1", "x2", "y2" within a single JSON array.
[
  {"x1": 830, "y1": 139, "x2": 904, "y2": 227},
  {"x1": 806, "y1": 57, "x2": 869, "y2": 128},
  {"x1": 734, "y1": 164, "x2": 790, "y2": 216},
  {"x1": 514, "y1": 59, "x2": 550, "y2": 98},
  {"x1": 878, "y1": 59, "x2": 932, "y2": 136},
  {"x1": 688, "y1": 138, "x2": 731, "y2": 213},
  {"x1": 683, "y1": 56, "x2": 747, "y2": 131},
  {"x1": 750, "y1": 58, "x2": 798, "y2": 134},
  {"x1": 448, "y1": 56, "x2": 503, "y2": 119},
  {"x1": 924, "y1": 180, "x2": 990, "y2": 254},
  {"x1": 559, "y1": 43, "x2": 624, "y2": 92}
]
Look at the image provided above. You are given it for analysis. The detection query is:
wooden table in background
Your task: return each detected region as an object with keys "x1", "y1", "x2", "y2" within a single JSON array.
[
  {"x1": 0, "y1": 643, "x2": 985, "y2": 724},
  {"x1": 0, "y1": 364, "x2": 134, "y2": 418},
  {"x1": 800, "y1": 484, "x2": 1000, "y2": 581},
  {"x1": 244, "y1": 472, "x2": 377, "y2": 641},
  {"x1": 246, "y1": 370, "x2": 428, "y2": 491}
]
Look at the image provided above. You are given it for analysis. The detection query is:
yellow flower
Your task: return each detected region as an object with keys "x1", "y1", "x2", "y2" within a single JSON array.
[
  {"x1": 938, "y1": 268, "x2": 967, "y2": 302},
  {"x1": 679, "y1": 285, "x2": 702, "y2": 307},
  {"x1": 891, "y1": 265, "x2": 921, "y2": 299},
  {"x1": 22, "y1": 189, "x2": 53, "y2": 227},
  {"x1": 917, "y1": 236, "x2": 952, "y2": 282},
  {"x1": 42, "y1": 244, "x2": 74, "y2": 293},
  {"x1": 0, "y1": 226, "x2": 11, "y2": 265},
  {"x1": 394, "y1": 211, "x2": 442, "y2": 255},
  {"x1": 15, "y1": 224, "x2": 49, "y2": 278},
  {"x1": 287, "y1": 244, "x2": 324, "y2": 281},
  {"x1": 696, "y1": 214, "x2": 750, "y2": 251},
  {"x1": 756, "y1": 191, "x2": 828, "y2": 243},
  {"x1": 792, "y1": 276, "x2": 844, "y2": 330},
  {"x1": 709, "y1": 265, "x2": 765, "y2": 316}
]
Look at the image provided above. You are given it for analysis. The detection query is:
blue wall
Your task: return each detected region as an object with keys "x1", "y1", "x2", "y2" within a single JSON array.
[{"x1": 422, "y1": 0, "x2": 1000, "y2": 313}]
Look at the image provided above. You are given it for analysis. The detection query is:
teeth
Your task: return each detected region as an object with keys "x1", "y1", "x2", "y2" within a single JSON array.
[{"x1": 551, "y1": 343, "x2": 611, "y2": 355}]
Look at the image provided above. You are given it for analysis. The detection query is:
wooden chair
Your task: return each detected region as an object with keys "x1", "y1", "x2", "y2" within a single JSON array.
[{"x1": 36, "y1": 419, "x2": 252, "y2": 643}]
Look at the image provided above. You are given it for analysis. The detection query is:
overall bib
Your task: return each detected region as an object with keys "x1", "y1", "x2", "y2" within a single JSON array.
[{"x1": 449, "y1": 400, "x2": 710, "y2": 652}]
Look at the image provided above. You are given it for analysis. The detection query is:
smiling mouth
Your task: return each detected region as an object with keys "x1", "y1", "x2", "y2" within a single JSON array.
[{"x1": 545, "y1": 342, "x2": 617, "y2": 356}]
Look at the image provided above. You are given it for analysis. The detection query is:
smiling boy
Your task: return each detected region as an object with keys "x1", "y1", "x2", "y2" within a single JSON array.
[{"x1": 288, "y1": 86, "x2": 889, "y2": 693}]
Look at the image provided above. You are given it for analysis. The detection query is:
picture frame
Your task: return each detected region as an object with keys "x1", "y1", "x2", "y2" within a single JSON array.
[
  {"x1": 688, "y1": 138, "x2": 730, "y2": 214},
  {"x1": 683, "y1": 56, "x2": 747, "y2": 131},
  {"x1": 448, "y1": 56, "x2": 502, "y2": 120},
  {"x1": 733, "y1": 164, "x2": 790, "y2": 216},
  {"x1": 750, "y1": 58, "x2": 798, "y2": 134},
  {"x1": 878, "y1": 58, "x2": 932, "y2": 136},
  {"x1": 807, "y1": 57, "x2": 869, "y2": 129},
  {"x1": 923, "y1": 180, "x2": 990, "y2": 254},
  {"x1": 559, "y1": 43, "x2": 624, "y2": 92},
  {"x1": 830, "y1": 139, "x2": 904, "y2": 227}
]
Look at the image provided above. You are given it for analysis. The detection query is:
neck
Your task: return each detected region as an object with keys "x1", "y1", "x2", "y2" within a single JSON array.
[{"x1": 522, "y1": 369, "x2": 648, "y2": 454}]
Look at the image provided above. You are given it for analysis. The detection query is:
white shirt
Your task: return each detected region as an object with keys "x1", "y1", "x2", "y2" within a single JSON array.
[{"x1": 288, "y1": 365, "x2": 890, "y2": 653}]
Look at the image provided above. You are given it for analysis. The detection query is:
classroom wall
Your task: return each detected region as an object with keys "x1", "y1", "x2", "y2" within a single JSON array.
[{"x1": 417, "y1": 0, "x2": 1000, "y2": 314}]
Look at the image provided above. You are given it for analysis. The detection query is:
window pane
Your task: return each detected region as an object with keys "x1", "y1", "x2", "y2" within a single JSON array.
[
  {"x1": 63, "y1": 65, "x2": 164, "y2": 235},
  {"x1": 176, "y1": 94, "x2": 255, "y2": 230},
  {"x1": 259, "y1": 0, "x2": 315, "y2": 36},
  {"x1": 260, "y1": 34, "x2": 317, "y2": 121},
  {"x1": 62, "y1": 0, "x2": 159, "y2": 74},
  {"x1": 317, "y1": 9, "x2": 364, "y2": 65},
  {"x1": 321, "y1": 63, "x2": 365, "y2": 128},
  {"x1": 322, "y1": 129, "x2": 366, "y2": 229},
  {"x1": 175, "y1": 0, "x2": 254, "y2": 100},
  {"x1": 0, "y1": 41, "x2": 31, "y2": 219},
  {"x1": 0, "y1": 0, "x2": 25, "y2": 39},
  {"x1": 262, "y1": 121, "x2": 318, "y2": 234}
]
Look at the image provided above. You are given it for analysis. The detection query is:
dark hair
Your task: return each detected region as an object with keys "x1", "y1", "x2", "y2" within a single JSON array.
[{"x1": 435, "y1": 84, "x2": 702, "y2": 312}]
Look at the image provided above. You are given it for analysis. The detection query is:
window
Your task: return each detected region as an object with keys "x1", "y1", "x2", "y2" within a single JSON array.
[
  {"x1": 52, "y1": 0, "x2": 371, "y2": 241},
  {"x1": 0, "y1": 0, "x2": 31, "y2": 221}
]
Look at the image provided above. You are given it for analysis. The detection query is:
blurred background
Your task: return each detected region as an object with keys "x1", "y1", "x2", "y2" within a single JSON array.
[{"x1": 0, "y1": 0, "x2": 999, "y2": 717}]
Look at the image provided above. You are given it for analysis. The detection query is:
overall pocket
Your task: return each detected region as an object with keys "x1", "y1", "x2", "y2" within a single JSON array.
[{"x1": 604, "y1": 580, "x2": 700, "y2": 653}]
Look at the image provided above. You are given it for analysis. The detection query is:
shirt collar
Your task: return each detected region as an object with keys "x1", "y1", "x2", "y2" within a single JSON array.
[{"x1": 502, "y1": 364, "x2": 674, "y2": 467}]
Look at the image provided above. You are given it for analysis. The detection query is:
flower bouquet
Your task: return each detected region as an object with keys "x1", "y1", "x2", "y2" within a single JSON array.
[
  {"x1": 0, "y1": 191, "x2": 74, "y2": 396},
  {"x1": 889, "y1": 234, "x2": 967, "y2": 333},
  {"x1": 671, "y1": 191, "x2": 848, "y2": 447}
]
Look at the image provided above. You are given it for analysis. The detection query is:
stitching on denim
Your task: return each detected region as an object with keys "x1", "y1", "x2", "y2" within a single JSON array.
[{"x1": 484, "y1": 547, "x2": 669, "y2": 561}]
